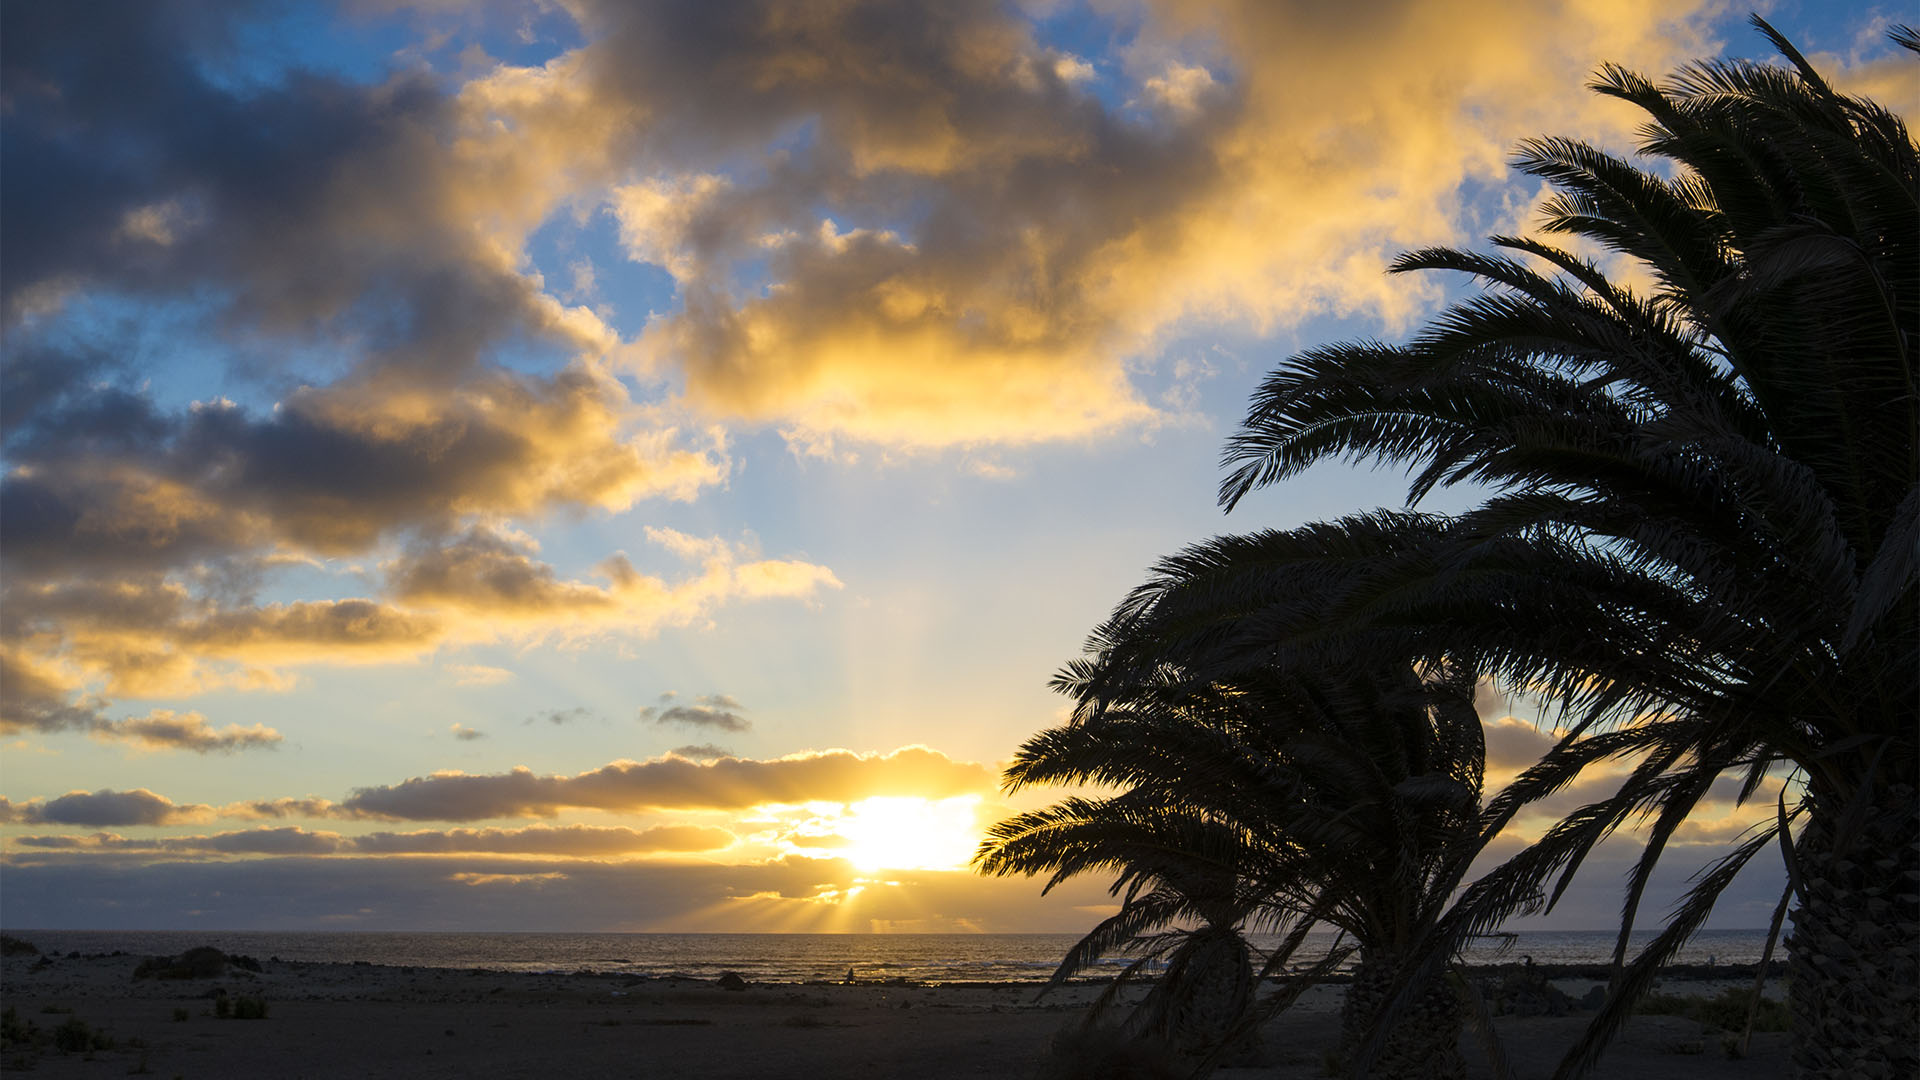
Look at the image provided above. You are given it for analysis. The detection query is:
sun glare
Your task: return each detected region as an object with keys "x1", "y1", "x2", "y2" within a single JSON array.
[{"x1": 836, "y1": 795, "x2": 983, "y2": 872}]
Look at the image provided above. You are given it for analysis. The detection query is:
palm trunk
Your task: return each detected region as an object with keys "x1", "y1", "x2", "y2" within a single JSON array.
[
  {"x1": 1785, "y1": 783, "x2": 1919, "y2": 1080},
  {"x1": 1338, "y1": 953, "x2": 1464, "y2": 1080},
  {"x1": 1153, "y1": 928, "x2": 1259, "y2": 1073}
]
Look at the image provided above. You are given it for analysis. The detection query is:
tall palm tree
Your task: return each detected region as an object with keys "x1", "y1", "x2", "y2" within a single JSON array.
[
  {"x1": 1098, "y1": 19, "x2": 1914, "y2": 1079},
  {"x1": 978, "y1": 662, "x2": 1491, "y2": 1079}
]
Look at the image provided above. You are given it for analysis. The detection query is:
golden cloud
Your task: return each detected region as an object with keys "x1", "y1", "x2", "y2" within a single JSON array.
[
  {"x1": 340, "y1": 746, "x2": 995, "y2": 822},
  {"x1": 3, "y1": 525, "x2": 837, "y2": 719},
  {"x1": 520, "y1": 0, "x2": 1737, "y2": 447}
]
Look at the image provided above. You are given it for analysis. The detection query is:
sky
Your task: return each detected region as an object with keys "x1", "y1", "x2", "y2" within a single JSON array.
[{"x1": 1, "y1": 0, "x2": 1912, "y2": 935}]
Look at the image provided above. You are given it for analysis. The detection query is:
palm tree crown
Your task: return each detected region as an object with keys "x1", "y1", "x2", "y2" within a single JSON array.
[{"x1": 979, "y1": 661, "x2": 1492, "y2": 1077}]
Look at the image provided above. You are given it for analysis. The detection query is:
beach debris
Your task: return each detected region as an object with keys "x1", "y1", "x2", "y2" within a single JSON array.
[{"x1": 716, "y1": 971, "x2": 749, "y2": 991}]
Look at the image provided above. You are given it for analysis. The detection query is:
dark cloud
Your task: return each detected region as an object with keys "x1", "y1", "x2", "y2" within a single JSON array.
[
  {"x1": 0, "y1": 838, "x2": 1785, "y2": 933},
  {"x1": 4, "y1": 823, "x2": 733, "y2": 858},
  {"x1": 0, "y1": 1, "x2": 734, "y2": 737},
  {"x1": 450, "y1": 724, "x2": 487, "y2": 742},
  {"x1": 0, "y1": 0, "x2": 573, "y2": 359},
  {"x1": 640, "y1": 692, "x2": 750, "y2": 732},
  {"x1": 389, "y1": 528, "x2": 619, "y2": 615},
  {"x1": 339, "y1": 747, "x2": 993, "y2": 821},
  {"x1": 0, "y1": 851, "x2": 1121, "y2": 933},
  {"x1": 669, "y1": 744, "x2": 732, "y2": 760},
  {"x1": 0, "y1": 369, "x2": 712, "y2": 578},
  {"x1": 524, "y1": 707, "x2": 593, "y2": 727},
  {"x1": 4, "y1": 788, "x2": 211, "y2": 827},
  {"x1": 106, "y1": 710, "x2": 282, "y2": 753},
  {"x1": 7, "y1": 828, "x2": 338, "y2": 855},
  {"x1": 220, "y1": 797, "x2": 338, "y2": 821}
]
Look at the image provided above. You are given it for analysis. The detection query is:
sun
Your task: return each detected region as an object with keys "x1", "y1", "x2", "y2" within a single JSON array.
[{"x1": 836, "y1": 795, "x2": 983, "y2": 872}]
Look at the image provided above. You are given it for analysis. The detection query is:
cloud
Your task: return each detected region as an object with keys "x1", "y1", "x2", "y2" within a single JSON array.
[
  {"x1": 669, "y1": 744, "x2": 732, "y2": 760},
  {"x1": 1481, "y1": 715, "x2": 1560, "y2": 774},
  {"x1": 1, "y1": 788, "x2": 212, "y2": 827},
  {"x1": 339, "y1": 746, "x2": 994, "y2": 822},
  {"x1": 524, "y1": 707, "x2": 592, "y2": 727},
  {"x1": 1, "y1": 579, "x2": 444, "y2": 702},
  {"x1": 389, "y1": 529, "x2": 622, "y2": 617},
  {"x1": 384, "y1": 526, "x2": 838, "y2": 634},
  {"x1": 640, "y1": 692, "x2": 751, "y2": 732},
  {"x1": 349, "y1": 823, "x2": 735, "y2": 856},
  {"x1": 4, "y1": 823, "x2": 734, "y2": 858},
  {"x1": 568, "y1": 0, "x2": 1734, "y2": 447},
  {"x1": 2, "y1": 525, "x2": 834, "y2": 737},
  {"x1": 0, "y1": 651, "x2": 282, "y2": 752},
  {"x1": 1, "y1": 368, "x2": 727, "y2": 580},
  {"x1": 449, "y1": 723, "x2": 486, "y2": 742},
  {"x1": 0, "y1": 0, "x2": 1727, "y2": 455},
  {"x1": 218, "y1": 798, "x2": 339, "y2": 821},
  {"x1": 0, "y1": 850, "x2": 1132, "y2": 933},
  {"x1": 98, "y1": 710, "x2": 282, "y2": 753},
  {"x1": 0, "y1": 1, "x2": 615, "y2": 358}
]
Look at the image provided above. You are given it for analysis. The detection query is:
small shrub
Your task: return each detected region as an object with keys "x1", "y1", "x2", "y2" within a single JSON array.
[
  {"x1": 53, "y1": 1016, "x2": 112, "y2": 1053},
  {"x1": 213, "y1": 996, "x2": 231, "y2": 1020},
  {"x1": 230, "y1": 996, "x2": 267, "y2": 1020},
  {"x1": 2, "y1": 1006, "x2": 39, "y2": 1048},
  {"x1": 170, "y1": 1008, "x2": 189, "y2": 1023},
  {"x1": 0, "y1": 934, "x2": 40, "y2": 957},
  {"x1": 37, "y1": 1006, "x2": 71, "y2": 1015}
]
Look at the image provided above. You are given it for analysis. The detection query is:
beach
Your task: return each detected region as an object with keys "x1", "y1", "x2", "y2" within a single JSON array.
[{"x1": 1, "y1": 948, "x2": 1790, "y2": 1078}]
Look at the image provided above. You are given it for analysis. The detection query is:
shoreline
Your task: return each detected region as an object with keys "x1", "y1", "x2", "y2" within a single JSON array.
[{"x1": 1, "y1": 950, "x2": 1790, "y2": 1078}]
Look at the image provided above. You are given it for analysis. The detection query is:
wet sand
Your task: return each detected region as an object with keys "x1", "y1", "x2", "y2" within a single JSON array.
[{"x1": 0, "y1": 951, "x2": 1788, "y2": 1078}]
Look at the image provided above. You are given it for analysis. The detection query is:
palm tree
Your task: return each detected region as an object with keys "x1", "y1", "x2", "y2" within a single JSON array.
[
  {"x1": 1098, "y1": 19, "x2": 1914, "y2": 1079},
  {"x1": 978, "y1": 661, "x2": 1492, "y2": 1079}
]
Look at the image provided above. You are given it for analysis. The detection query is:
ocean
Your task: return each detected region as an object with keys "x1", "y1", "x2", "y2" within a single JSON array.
[{"x1": 0, "y1": 928, "x2": 1774, "y2": 984}]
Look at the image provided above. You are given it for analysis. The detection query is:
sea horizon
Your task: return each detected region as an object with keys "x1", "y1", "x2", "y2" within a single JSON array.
[{"x1": 1, "y1": 927, "x2": 1780, "y2": 985}]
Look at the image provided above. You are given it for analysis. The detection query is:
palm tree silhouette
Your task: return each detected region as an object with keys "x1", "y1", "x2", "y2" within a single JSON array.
[
  {"x1": 1097, "y1": 17, "x2": 1914, "y2": 1079},
  {"x1": 979, "y1": 662, "x2": 1492, "y2": 1078}
]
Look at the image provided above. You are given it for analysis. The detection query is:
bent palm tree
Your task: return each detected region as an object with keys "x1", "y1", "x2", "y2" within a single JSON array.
[
  {"x1": 1111, "y1": 19, "x2": 1917, "y2": 1079},
  {"x1": 978, "y1": 661, "x2": 1491, "y2": 1079}
]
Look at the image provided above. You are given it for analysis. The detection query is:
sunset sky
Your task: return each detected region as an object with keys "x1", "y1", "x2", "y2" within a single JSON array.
[{"x1": 2, "y1": 0, "x2": 1909, "y2": 934}]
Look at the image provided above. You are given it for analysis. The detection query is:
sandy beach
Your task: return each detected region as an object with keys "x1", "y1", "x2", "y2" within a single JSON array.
[{"x1": 0, "y1": 947, "x2": 1790, "y2": 1079}]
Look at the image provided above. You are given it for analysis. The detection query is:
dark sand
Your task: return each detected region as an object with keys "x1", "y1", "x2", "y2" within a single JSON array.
[{"x1": 0, "y1": 952, "x2": 1787, "y2": 1078}]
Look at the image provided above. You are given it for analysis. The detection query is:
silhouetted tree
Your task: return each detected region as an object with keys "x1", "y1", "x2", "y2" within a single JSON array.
[
  {"x1": 979, "y1": 662, "x2": 1490, "y2": 1078},
  {"x1": 1089, "y1": 18, "x2": 1915, "y2": 1079}
]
